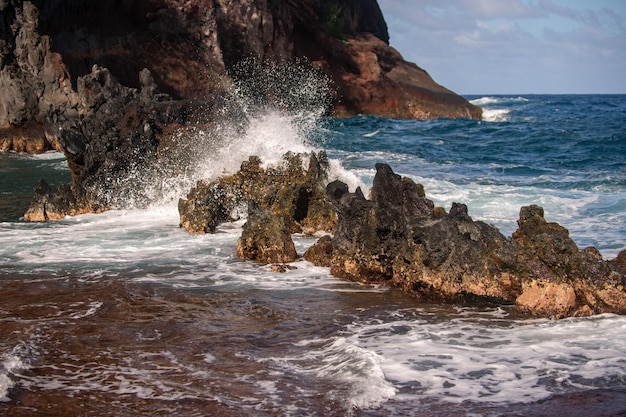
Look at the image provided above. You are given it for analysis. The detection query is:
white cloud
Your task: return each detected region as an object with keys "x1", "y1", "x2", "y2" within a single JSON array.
[
  {"x1": 457, "y1": 0, "x2": 541, "y2": 18},
  {"x1": 377, "y1": 0, "x2": 626, "y2": 93}
]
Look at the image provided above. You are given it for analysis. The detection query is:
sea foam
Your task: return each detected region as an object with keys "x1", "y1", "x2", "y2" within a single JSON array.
[
  {"x1": 0, "y1": 343, "x2": 34, "y2": 402},
  {"x1": 345, "y1": 309, "x2": 626, "y2": 405},
  {"x1": 481, "y1": 108, "x2": 511, "y2": 122}
]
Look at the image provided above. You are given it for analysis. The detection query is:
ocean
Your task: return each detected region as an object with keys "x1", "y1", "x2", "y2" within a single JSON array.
[{"x1": 1, "y1": 94, "x2": 625, "y2": 416}]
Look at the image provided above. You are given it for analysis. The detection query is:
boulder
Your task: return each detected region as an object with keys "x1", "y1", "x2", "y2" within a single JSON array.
[
  {"x1": 24, "y1": 178, "x2": 80, "y2": 221},
  {"x1": 237, "y1": 202, "x2": 298, "y2": 265},
  {"x1": 304, "y1": 163, "x2": 626, "y2": 318},
  {"x1": 179, "y1": 151, "x2": 335, "y2": 236}
]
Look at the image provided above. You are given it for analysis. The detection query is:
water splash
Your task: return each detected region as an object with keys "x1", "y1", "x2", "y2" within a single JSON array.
[{"x1": 94, "y1": 59, "x2": 364, "y2": 210}]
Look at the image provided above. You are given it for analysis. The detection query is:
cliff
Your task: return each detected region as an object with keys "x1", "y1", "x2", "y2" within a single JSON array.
[{"x1": 1, "y1": 0, "x2": 481, "y2": 153}]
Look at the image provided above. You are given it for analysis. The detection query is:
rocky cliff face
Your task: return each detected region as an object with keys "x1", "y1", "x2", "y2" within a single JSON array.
[{"x1": 1, "y1": 0, "x2": 481, "y2": 153}]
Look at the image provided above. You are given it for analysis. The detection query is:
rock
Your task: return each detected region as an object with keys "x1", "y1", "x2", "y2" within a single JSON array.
[
  {"x1": 320, "y1": 33, "x2": 481, "y2": 119},
  {"x1": 237, "y1": 202, "x2": 298, "y2": 265},
  {"x1": 511, "y1": 205, "x2": 626, "y2": 317},
  {"x1": 21, "y1": 62, "x2": 221, "y2": 219},
  {"x1": 515, "y1": 281, "x2": 577, "y2": 319},
  {"x1": 24, "y1": 178, "x2": 81, "y2": 221},
  {"x1": 179, "y1": 151, "x2": 335, "y2": 236},
  {"x1": 303, "y1": 234, "x2": 334, "y2": 266},
  {"x1": 611, "y1": 250, "x2": 626, "y2": 275},
  {"x1": 0, "y1": 120, "x2": 58, "y2": 153},
  {"x1": 304, "y1": 163, "x2": 626, "y2": 318},
  {"x1": 178, "y1": 180, "x2": 234, "y2": 234},
  {"x1": 0, "y1": 0, "x2": 78, "y2": 151},
  {"x1": 3, "y1": 0, "x2": 480, "y2": 154},
  {"x1": 271, "y1": 264, "x2": 297, "y2": 273},
  {"x1": 178, "y1": 151, "x2": 336, "y2": 265}
]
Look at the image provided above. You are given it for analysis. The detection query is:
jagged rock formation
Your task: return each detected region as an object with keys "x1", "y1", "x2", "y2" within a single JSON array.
[
  {"x1": 0, "y1": 0, "x2": 76, "y2": 152},
  {"x1": 179, "y1": 152, "x2": 335, "y2": 235},
  {"x1": 178, "y1": 151, "x2": 335, "y2": 265},
  {"x1": 303, "y1": 164, "x2": 626, "y2": 318},
  {"x1": 2, "y1": 0, "x2": 481, "y2": 154},
  {"x1": 176, "y1": 157, "x2": 626, "y2": 317},
  {"x1": 24, "y1": 64, "x2": 214, "y2": 219}
]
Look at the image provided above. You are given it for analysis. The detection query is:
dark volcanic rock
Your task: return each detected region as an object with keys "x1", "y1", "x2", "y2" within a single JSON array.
[
  {"x1": 24, "y1": 64, "x2": 218, "y2": 219},
  {"x1": 179, "y1": 151, "x2": 335, "y2": 264},
  {"x1": 24, "y1": 178, "x2": 78, "y2": 221},
  {"x1": 0, "y1": 0, "x2": 77, "y2": 152},
  {"x1": 304, "y1": 163, "x2": 626, "y2": 318},
  {"x1": 2, "y1": 0, "x2": 480, "y2": 154},
  {"x1": 237, "y1": 201, "x2": 298, "y2": 265}
]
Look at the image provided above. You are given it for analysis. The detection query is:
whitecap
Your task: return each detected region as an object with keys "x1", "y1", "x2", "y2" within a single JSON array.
[
  {"x1": 68, "y1": 301, "x2": 104, "y2": 319},
  {"x1": 267, "y1": 336, "x2": 397, "y2": 410},
  {"x1": 481, "y1": 108, "x2": 510, "y2": 122},
  {"x1": 470, "y1": 96, "x2": 529, "y2": 106},
  {"x1": 23, "y1": 151, "x2": 67, "y2": 161}
]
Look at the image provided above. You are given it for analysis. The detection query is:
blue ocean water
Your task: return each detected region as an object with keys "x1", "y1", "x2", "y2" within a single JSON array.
[{"x1": 1, "y1": 95, "x2": 625, "y2": 416}]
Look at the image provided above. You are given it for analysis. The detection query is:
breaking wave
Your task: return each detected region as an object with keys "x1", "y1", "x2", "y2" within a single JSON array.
[
  {"x1": 470, "y1": 96, "x2": 530, "y2": 123},
  {"x1": 470, "y1": 96, "x2": 529, "y2": 107},
  {"x1": 96, "y1": 60, "x2": 363, "y2": 209}
]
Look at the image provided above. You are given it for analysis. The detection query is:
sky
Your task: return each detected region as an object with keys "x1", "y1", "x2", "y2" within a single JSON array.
[{"x1": 377, "y1": 0, "x2": 626, "y2": 94}]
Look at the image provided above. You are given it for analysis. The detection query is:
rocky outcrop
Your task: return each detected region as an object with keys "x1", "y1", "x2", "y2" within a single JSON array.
[
  {"x1": 303, "y1": 163, "x2": 626, "y2": 318},
  {"x1": 179, "y1": 151, "x2": 335, "y2": 264},
  {"x1": 2, "y1": 0, "x2": 480, "y2": 154},
  {"x1": 0, "y1": 0, "x2": 77, "y2": 152},
  {"x1": 314, "y1": 33, "x2": 479, "y2": 119},
  {"x1": 24, "y1": 64, "x2": 218, "y2": 220},
  {"x1": 179, "y1": 152, "x2": 335, "y2": 234},
  {"x1": 237, "y1": 202, "x2": 298, "y2": 265},
  {"x1": 176, "y1": 158, "x2": 626, "y2": 317},
  {"x1": 24, "y1": 178, "x2": 78, "y2": 221}
]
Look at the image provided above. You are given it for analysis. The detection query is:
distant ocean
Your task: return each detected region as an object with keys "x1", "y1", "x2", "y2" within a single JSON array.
[{"x1": 1, "y1": 94, "x2": 625, "y2": 416}]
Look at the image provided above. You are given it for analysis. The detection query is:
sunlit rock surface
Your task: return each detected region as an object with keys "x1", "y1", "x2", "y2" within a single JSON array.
[{"x1": 303, "y1": 164, "x2": 626, "y2": 318}]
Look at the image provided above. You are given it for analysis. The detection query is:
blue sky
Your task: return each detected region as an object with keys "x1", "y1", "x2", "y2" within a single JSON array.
[{"x1": 378, "y1": 0, "x2": 626, "y2": 94}]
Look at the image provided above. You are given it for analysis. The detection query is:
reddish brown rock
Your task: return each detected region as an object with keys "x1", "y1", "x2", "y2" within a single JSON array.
[
  {"x1": 237, "y1": 202, "x2": 298, "y2": 265},
  {"x1": 611, "y1": 249, "x2": 626, "y2": 274},
  {"x1": 321, "y1": 33, "x2": 481, "y2": 119},
  {"x1": 0, "y1": 121, "x2": 61, "y2": 153},
  {"x1": 2, "y1": 0, "x2": 481, "y2": 154}
]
